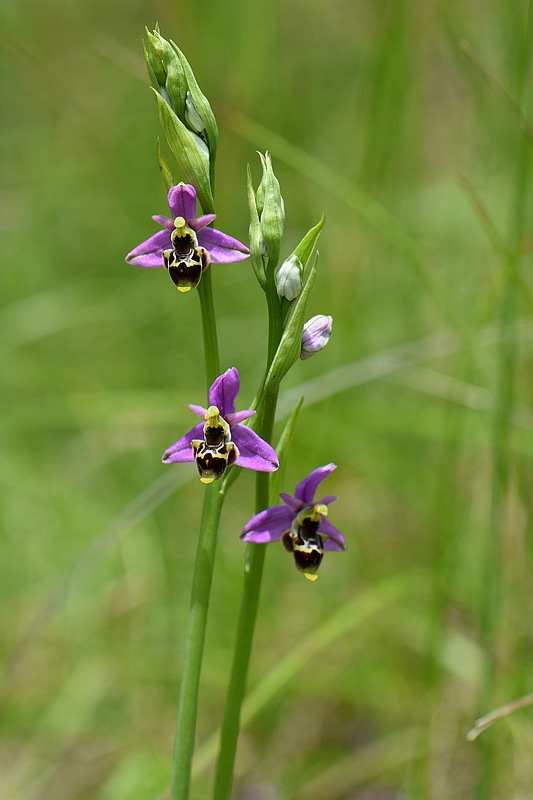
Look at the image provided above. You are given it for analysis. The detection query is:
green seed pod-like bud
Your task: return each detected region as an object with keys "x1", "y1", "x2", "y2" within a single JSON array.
[
  {"x1": 256, "y1": 152, "x2": 285, "y2": 272},
  {"x1": 246, "y1": 165, "x2": 267, "y2": 287},
  {"x1": 143, "y1": 30, "x2": 218, "y2": 213}
]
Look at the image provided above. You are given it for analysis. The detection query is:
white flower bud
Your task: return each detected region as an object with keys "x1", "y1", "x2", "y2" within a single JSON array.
[{"x1": 275, "y1": 254, "x2": 303, "y2": 301}]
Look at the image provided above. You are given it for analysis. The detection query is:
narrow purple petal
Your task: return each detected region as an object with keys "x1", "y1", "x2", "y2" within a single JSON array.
[
  {"x1": 318, "y1": 518, "x2": 346, "y2": 551},
  {"x1": 208, "y1": 368, "x2": 240, "y2": 415},
  {"x1": 152, "y1": 215, "x2": 174, "y2": 230},
  {"x1": 168, "y1": 184, "x2": 197, "y2": 221},
  {"x1": 240, "y1": 504, "x2": 294, "y2": 543},
  {"x1": 189, "y1": 404, "x2": 208, "y2": 420},
  {"x1": 162, "y1": 422, "x2": 204, "y2": 464},
  {"x1": 226, "y1": 409, "x2": 255, "y2": 426},
  {"x1": 294, "y1": 464, "x2": 337, "y2": 504},
  {"x1": 232, "y1": 425, "x2": 278, "y2": 472},
  {"x1": 197, "y1": 227, "x2": 250, "y2": 264},
  {"x1": 126, "y1": 229, "x2": 171, "y2": 267},
  {"x1": 315, "y1": 495, "x2": 337, "y2": 507},
  {"x1": 189, "y1": 213, "x2": 216, "y2": 232},
  {"x1": 279, "y1": 492, "x2": 301, "y2": 514}
]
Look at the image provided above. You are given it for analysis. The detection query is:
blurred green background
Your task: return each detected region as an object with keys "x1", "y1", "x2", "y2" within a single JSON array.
[{"x1": 2, "y1": 0, "x2": 533, "y2": 798}]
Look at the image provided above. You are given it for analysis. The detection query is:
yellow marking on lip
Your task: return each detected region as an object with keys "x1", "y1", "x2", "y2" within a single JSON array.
[{"x1": 304, "y1": 572, "x2": 318, "y2": 582}]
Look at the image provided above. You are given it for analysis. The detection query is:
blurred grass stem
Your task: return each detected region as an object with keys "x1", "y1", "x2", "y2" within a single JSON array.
[{"x1": 478, "y1": 4, "x2": 532, "y2": 795}]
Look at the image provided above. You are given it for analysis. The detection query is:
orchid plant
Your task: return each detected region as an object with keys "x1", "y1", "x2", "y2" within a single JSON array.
[{"x1": 126, "y1": 27, "x2": 344, "y2": 800}]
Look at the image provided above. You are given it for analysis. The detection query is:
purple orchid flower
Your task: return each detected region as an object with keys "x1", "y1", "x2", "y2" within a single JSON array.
[
  {"x1": 162, "y1": 367, "x2": 278, "y2": 483},
  {"x1": 126, "y1": 183, "x2": 250, "y2": 292},
  {"x1": 240, "y1": 464, "x2": 346, "y2": 581}
]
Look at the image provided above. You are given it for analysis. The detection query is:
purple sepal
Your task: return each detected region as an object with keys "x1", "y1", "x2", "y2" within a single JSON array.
[
  {"x1": 197, "y1": 227, "x2": 250, "y2": 263},
  {"x1": 209, "y1": 367, "x2": 240, "y2": 415},
  {"x1": 233, "y1": 426, "x2": 279, "y2": 472},
  {"x1": 294, "y1": 464, "x2": 337, "y2": 504},
  {"x1": 161, "y1": 422, "x2": 204, "y2": 464},
  {"x1": 126, "y1": 229, "x2": 172, "y2": 268},
  {"x1": 168, "y1": 184, "x2": 197, "y2": 220},
  {"x1": 319, "y1": 518, "x2": 346, "y2": 550},
  {"x1": 240, "y1": 504, "x2": 294, "y2": 543}
]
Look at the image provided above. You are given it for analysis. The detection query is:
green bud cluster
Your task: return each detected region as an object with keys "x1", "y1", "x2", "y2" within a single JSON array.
[
  {"x1": 143, "y1": 28, "x2": 218, "y2": 213},
  {"x1": 247, "y1": 152, "x2": 327, "y2": 388}
]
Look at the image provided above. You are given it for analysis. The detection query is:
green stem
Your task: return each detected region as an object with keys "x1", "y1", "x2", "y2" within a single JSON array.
[
  {"x1": 212, "y1": 386, "x2": 279, "y2": 800},
  {"x1": 170, "y1": 483, "x2": 226, "y2": 800},
  {"x1": 197, "y1": 268, "x2": 220, "y2": 386},
  {"x1": 170, "y1": 199, "x2": 223, "y2": 798}
]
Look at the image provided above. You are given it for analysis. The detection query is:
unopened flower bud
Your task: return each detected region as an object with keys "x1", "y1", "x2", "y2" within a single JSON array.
[
  {"x1": 300, "y1": 315, "x2": 333, "y2": 360},
  {"x1": 275, "y1": 254, "x2": 303, "y2": 301},
  {"x1": 143, "y1": 29, "x2": 218, "y2": 212},
  {"x1": 257, "y1": 152, "x2": 285, "y2": 270}
]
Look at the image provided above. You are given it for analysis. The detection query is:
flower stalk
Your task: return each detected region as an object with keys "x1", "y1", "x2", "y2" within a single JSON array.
[{"x1": 170, "y1": 482, "x2": 225, "y2": 800}]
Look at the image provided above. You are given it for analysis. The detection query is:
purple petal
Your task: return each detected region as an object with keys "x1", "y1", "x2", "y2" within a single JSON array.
[
  {"x1": 189, "y1": 213, "x2": 216, "y2": 232},
  {"x1": 318, "y1": 518, "x2": 346, "y2": 551},
  {"x1": 162, "y1": 422, "x2": 204, "y2": 464},
  {"x1": 279, "y1": 492, "x2": 301, "y2": 514},
  {"x1": 189, "y1": 404, "x2": 208, "y2": 420},
  {"x1": 197, "y1": 227, "x2": 250, "y2": 264},
  {"x1": 226, "y1": 409, "x2": 255, "y2": 426},
  {"x1": 208, "y1": 368, "x2": 240, "y2": 415},
  {"x1": 294, "y1": 464, "x2": 337, "y2": 505},
  {"x1": 152, "y1": 215, "x2": 174, "y2": 231},
  {"x1": 126, "y1": 229, "x2": 171, "y2": 268},
  {"x1": 315, "y1": 495, "x2": 337, "y2": 507},
  {"x1": 168, "y1": 184, "x2": 197, "y2": 221},
  {"x1": 232, "y1": 425, "x2": 278, "y2": 472},
  {"x1": 240, "y1": 504, "x2": 294, "y2": 543}
]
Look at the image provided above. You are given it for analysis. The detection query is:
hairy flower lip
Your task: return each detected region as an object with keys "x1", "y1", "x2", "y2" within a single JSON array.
[
  {"x1": 162, "y1": 367, "x2": 278, "y2": 476},
  {"x1": 126, "y1": 183, "x2": 250, "y2": 271},
  {"x1": 240, "y1": 464, "x2": 346, "y2": 553}
]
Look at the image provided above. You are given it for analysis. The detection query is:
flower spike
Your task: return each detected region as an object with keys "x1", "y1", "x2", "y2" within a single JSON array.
[
  {"x1": 162, "y1": 368, "x2": 278, "y2": 483},
  {"x1": 241, "y1": 464, "x2": 346, "y2": 580}
]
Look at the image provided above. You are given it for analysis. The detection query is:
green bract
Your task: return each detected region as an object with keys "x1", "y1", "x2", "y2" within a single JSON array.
[
  {"x1": 265, "y1": 216, "x2": 325, "y2": 388},
  {"x1": 144, "y1": 29, "x2": 218, "y2": 213}
]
